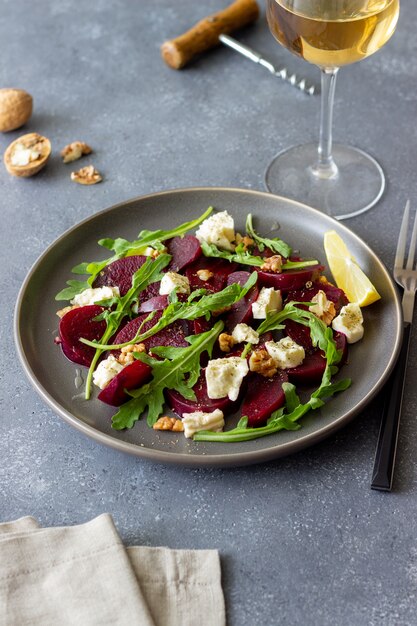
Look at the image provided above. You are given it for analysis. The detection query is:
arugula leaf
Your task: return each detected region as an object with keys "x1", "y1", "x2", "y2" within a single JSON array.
[
  {"x1": 200, "y1": 241, "x2": 319, "y2": 271},
  {"x1": 111, "y1": 321, "x2": 224, "y2": 429},
  {"x1": 80, "y1": 272, "x2": 258, "y2": 351},
  {"x1": 84, "y1": 254, "x2": 171, "y2": 400},
  {"x1": 245, "y1": 213, "x2": 292, "y2": 258},
  {"x1": 193, "y1": 304, "x2": 351, "y2": 442},
  {"x1": 55, "y1": 279, "x2": 91, "y2": 301},
  {"x1": 55, "y1": 207, "x2": 213, "y2": 301}
]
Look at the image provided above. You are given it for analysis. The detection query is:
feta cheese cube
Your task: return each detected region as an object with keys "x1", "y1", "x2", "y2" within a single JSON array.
[
  {"x1": 71, "y1": 286, "x2": 120, "y2": 307},
  {"x1": 232, "y1": 323, "x2": 259, "y2": 344},
  {"x1": 206, "y1": 357, "x2": 249, "y2": 401},
  {"x1": 159, "y1": 271, "x2": 190, "y2": 296},
  {"x1": 252, "y1": 287, "x2": 282, "y2": 319},
  {"x1": 92, "y1": 356, "x2": 125, "y2": 390},
  {"x1": 182, "y1": 409, "x2": 225, "y2": 439},
  {"x1": 332, "y1": 303, "x2": 364, "y2": 344},
  {"x1": 195, "y1": 210, "x2": 235, "y2": 251},
  {"x1": 265, "y1": 338, "x2": 305, "y2": 369}
]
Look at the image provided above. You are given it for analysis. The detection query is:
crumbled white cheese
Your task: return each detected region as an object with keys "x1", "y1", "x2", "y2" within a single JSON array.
[
  {"x1": 92, "y1": 356, "x2": 125, "y2": 389},
  {"x1": 182, "y1": 409, "x2": 225, "y2": 439},
  {"x1": 195, "y1": 210, "x2": 235, "y2": 251},
  {"x1": 265, "y1": 337, "x2": 305, "y2": 369},
  {"x1": 10, "y1": 143, "x2": 40, "y2": 167},
  {"x1": 159, "y1": 271, "x2": 190, "y2": 296},
  {"x1": 309, "y1": 290, "x2": 332, "y2": 317},
  {"x1": 232, "y1": 323, "x2": 259, "y2": 344},
  {"x1": 332, "y1": 303, "x2": 364, "y2": 344},
  {"x1": 252, "y1": 287, "x2": 282, "y2": 319},
  {"x1": 206, "y1": 357, "x2": 249, "y2": 401},
  {"x1": 71, "y1": 286, "x2": 120, "y2": 307}
]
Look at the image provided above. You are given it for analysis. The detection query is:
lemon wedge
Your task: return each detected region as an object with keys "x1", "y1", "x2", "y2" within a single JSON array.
[{"x1": 323, "y1": 231, "x2": 381, "y2": 307}]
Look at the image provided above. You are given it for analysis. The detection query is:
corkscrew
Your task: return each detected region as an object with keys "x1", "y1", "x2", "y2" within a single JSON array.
[
  {"x1": 161, "y1": 0, "x2": 318, "y2": 96},
  {"x1": 219, "y1": 34, "x2": 317, "y2": 95}
]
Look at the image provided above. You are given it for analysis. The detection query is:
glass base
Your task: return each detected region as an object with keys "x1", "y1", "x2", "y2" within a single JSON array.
[{"x1": 264, "y1": 143, "x2": 385, "y2": 220}]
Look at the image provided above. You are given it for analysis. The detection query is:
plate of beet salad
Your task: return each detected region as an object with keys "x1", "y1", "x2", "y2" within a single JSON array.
[{"x1": 14, "y1": 188, "x2": 402, "y2": 467}]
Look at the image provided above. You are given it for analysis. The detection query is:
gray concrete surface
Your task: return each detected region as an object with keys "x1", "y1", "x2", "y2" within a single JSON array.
[{"x1": 1, "y1": 1, "x2": 416, "y2": 624}]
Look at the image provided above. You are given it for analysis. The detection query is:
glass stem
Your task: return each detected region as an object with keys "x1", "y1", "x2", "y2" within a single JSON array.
[{"x1": 313, "y1": 67, "x2": 339, "y2": 180}]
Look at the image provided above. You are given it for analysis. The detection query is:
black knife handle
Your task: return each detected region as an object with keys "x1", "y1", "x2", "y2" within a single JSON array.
[{"x1": 371, "y1": 322, "x2": 411, "y2": 491}]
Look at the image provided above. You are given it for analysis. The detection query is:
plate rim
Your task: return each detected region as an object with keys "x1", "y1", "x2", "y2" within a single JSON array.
[{"x1": 14, "y1": 186, "x2": 403, "y2": 467}]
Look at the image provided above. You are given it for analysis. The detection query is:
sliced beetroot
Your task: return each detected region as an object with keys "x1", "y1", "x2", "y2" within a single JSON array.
[
  {"x1": 98, "y1": 359, "x2": 152, "y2": 407},
  {"x1": 287, "y1": 331, "x2": 348, "y2": 384},
  {"x1": 285, "y1": 281, "x2": 348, "y2": 313},
  {"x1": 226, "y1": 287, "x2": 259, "y2": 330},
  {"x1": 185, "y1": 257, "x2": 238, "y2": 293},
  {"x1": 226, "y1": 270, "x2": 253, "y2": 288},
  {"x1": 138, "y1": 295, "x2": 168, "y2": 313},
  {"x1": 93, "y1": 255, "x2": 147, "y2": 296},
  {"x1": 242, "y1": 371, "x2": 288, "y2": 427},
  {"x1": 111, "y1": 311, "x2": 190, "y2": 355},
  {"x1": 224, "y1": 270, "x2": 259, "y2": 330},
  {"x1": 256, "y1": 264, "x2": 324, "y2": 292},
  {"x1": 140, "y1": 280, "x2": 162, "y2": 303},
  {"x1": 166, "y1": 369, "x2": 238, "y2": 418},
  {"x1": 287, "y1": 350, "x2": 327, "y2": 384},
  {"x1": 285, "y1": 319, "x2": 313, "y2": 350},
  {"x1": 59, "y1": 305, "x2": 107, "y2": 367},
  {"x1": 166, "y1": 235, "x2": 202, "y2": 271}
]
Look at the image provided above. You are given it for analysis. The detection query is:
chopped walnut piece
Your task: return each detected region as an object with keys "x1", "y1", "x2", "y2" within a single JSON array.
[
  {"x1": 235, "y1": 233, "x2": 255, "y2": 251},
  {"x1": 153, "y1": 416, "x2": 184, "y2": 432},
  {"x1": 61, "y1": 141, "x2": 92, "y2": 163},
  {"x1": 249, "y1": 348, "x2": 278, "y2": 378},
  {"x1": 261, "y1": 255, "x2": 283, "y2": 273},
  {"x1": 310, "y1": 290, "x2": 337, "y2": 326},
  {"x1": 71, "y1": 165, "x2": 102, "y2": 185},
  {"x1": 321, "y1": 303, "x2": 336, "y2": 326},
  {"x1": 56, "y1": 305, "x2": 79, "y2": 318},
  {"x1": 219, "y1": 332, "x2": 236, "y2": 353},
  {"x1": 118, "y1": 343, "x2": 146, "y2": 364},
  {"x1": 151, "y1": 247, "x2": 167, "y2": 259},
  {"x1": 197, "y1": 269, "x2": 214, "y2": 281}
]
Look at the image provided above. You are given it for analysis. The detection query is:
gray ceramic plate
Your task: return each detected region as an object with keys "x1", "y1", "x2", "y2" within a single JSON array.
[{"x1": 14, "y1": 187, "x2": 402, "y2": 467}]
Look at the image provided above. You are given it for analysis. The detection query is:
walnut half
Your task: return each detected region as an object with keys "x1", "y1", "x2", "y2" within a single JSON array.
[
  {"x1": 4, "y1": 132, "x2": 51, "y2": 178},
  {"x1": 71, "y1": 165, "x2": 102, "y2": 185},
  {"x1": 249, "y1": 348, "x2": 278, "y2": 378}
]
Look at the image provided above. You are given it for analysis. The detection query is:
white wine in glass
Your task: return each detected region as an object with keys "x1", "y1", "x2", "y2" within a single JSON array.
[{"x1": 265, "y1": 0, "x2": 400, "y2": 219}]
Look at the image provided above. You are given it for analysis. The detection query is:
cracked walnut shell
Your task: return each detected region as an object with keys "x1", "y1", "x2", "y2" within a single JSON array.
[
  {"x1": 4, "y1": 132, "x2": 51, "y2": 177},
  {"x1": 71, "y1": 165, "x2": 102, "y2": 185}
]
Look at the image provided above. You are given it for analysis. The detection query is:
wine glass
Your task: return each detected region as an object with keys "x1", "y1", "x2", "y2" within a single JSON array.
[{"x1": 265, "y1": 0, "x2": 400, "y2": 220}]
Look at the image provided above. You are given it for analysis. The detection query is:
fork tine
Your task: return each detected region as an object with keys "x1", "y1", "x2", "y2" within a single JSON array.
[
  {"x1": 395, "y1": 199, "x2": 410, "y2": 269},
  {"x1": 406, "y1": 203, "x2": 417, "y2": 269}
]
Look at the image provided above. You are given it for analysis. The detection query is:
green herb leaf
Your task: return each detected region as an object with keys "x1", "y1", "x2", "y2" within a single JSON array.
[
  {"x1": 55, "y1": 207, "x2": 213, "y2": 301},
  {"x1": 200, "y1": 241, "x2": 319, "y2": 271},
  {"x1": 111, "y1": 321, "x2": 224, "y2": 430},
  {"x1": 245, "y1": 213, "x2": 292, "y2": 258},
  {"x1": 55, "y1": 279, "x2": 91, "y2": 301}
]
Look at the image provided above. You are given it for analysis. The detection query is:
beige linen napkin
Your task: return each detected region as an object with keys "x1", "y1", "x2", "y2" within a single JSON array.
[{"x1": 0, "y1": 514, "x2": 225, "y2": 626}]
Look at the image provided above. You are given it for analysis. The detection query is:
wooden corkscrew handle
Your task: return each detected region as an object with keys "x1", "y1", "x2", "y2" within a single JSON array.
[{"x1": 161, "y1": 0, "x2": 260, "y2": 69}]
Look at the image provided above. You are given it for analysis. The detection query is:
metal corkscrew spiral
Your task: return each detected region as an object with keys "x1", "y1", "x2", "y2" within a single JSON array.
[{"x1": 219, "y1": 34, "x2": 317, "y2": 95}]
